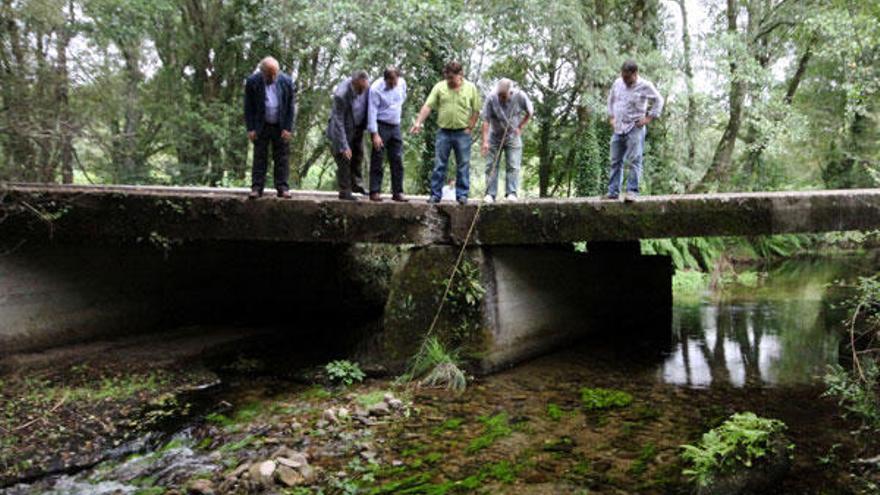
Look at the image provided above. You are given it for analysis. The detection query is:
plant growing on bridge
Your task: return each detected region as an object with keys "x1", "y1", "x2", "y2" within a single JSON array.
[
  {"x1": 325, "y1": 360, "x2": 366, "y2": 387},
  {"x1": 439, "y1": 259, "x2": 485, "y2": 344},
  {"x1": 680, "y1": 412, "x2": 792, "y2": 489}
]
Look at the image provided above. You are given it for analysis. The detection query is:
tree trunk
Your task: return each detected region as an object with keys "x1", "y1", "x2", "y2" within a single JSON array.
[
  {"x1": 537, "y1": 55, "x2": 559, "y2": 198},
  {"x1": 676, "y1": 0, "x2": 697, "y2": 173},
  {"x1": 699, "y1": 0, "x2": 743, "y2": 191},
  {"x1": 56, "y1": 1, "x2": 74, "y2": 184}
]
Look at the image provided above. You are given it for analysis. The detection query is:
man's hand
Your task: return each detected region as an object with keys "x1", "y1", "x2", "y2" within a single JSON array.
[
  {"x1": 636, "y1": 116, "x2": 653, "y2": 128},
  {"x1": 342, "y1": 148, "x2": 353, "y2": 161},
  {"x1": 464, "y1": 127, "x2": 472, "y2": 135},
  {"x1": 248, "y1": 131, "x2": 257, "y2": 142},
  {"x1": 609, "y1": 117, "x2": 616, "y2": 129},
  {"x1": 481, "y1": 141, "x2": 489, "y2": 157},
  {"x1": 409, "y1": 122, "x2": 423, "y2": 135},
  {"x1": 372, "y1": 134, "x2": 384, "y2": 150},
  {"x1": 281, "y1": 130, "x2": 292, "y2": 141}
]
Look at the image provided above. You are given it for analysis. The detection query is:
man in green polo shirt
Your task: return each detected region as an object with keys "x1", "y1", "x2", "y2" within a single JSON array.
[{"x1": 410, "y1": 61, "x2": 481, "y2": 204}]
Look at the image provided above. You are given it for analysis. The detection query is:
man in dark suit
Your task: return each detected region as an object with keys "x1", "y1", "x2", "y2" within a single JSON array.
[
  {"x1": 244, "y1": 56, "x2": 297, "y2": 199},
  {"x1": 327, "y1": 70, "x2": 370, "y2": 201}
]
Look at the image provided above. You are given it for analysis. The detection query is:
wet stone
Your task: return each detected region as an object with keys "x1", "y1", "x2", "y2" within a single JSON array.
[
  {"x1": 249, "y1": 460, "x2": 276, "y2": 486},
  {"x1": 275, "y1": 465, "x2": 305, "y2": 487},
  {"x1": 367, "y1": 401, "x2": 391, "y2": 417},
  {"x1": 187, "y1": 478, "x2": 215, "y2": 495}
]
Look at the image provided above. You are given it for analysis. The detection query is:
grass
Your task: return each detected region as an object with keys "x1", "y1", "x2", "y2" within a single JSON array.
[
  {"x1": 356, "y1": 390, "x2": 391, "y2": 408},
  {"x1": 547, "y1": 403, "x2": 565, "y2": 421},
  {"x1": 402, "y1": 337, "x2": 468, "y2": 393}
]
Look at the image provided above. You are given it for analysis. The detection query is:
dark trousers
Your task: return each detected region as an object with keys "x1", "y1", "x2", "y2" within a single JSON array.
[
  {"x1": 369, "y1": 122, "x2": 404, "y2": 194},
  {"x1": 251, "y1": 123, "x2": 290, "y2": 192},
  {"x1": 333, "y1": 127, "x2": 366, "y2": 194}
]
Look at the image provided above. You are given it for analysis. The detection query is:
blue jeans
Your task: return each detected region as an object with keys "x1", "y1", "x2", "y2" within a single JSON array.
[
  {"x1": 608, "y1": 126, "x2": 646, "y2": 196},
  {"x1": 485, "y1": 137, "x2": 522, "y2": 198},
  {"x1": 430, "y1": 129, "x2": 471, "y2": 201}
]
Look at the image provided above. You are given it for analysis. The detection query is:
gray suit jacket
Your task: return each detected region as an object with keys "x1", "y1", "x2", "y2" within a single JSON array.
[{"x1": 326, "y1": 78, "x2": 367, "y2": 153}]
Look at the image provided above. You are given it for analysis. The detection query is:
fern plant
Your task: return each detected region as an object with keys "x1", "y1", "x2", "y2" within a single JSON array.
[{"x1": 681, "y1": 412, "x2": 792, "y2": 488}]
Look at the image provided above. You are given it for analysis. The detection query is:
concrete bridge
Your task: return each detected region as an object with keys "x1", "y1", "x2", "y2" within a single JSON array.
[
  {"x1": 4, "y1": 183, "x2": 880, "y2": 245},
  {"x1": 4, "y1": 183, "x2": 880, "y2": 372}
]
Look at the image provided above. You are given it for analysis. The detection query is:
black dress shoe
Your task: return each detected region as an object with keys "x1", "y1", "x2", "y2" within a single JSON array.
[
  {"x1": 248, "y1": 189, "x2": 263, "y2": 199},
  {"x1": 457, "y1": 197, "x2": 468, "y2": 205},
  {"x1": 277, "y1": 190, "x2": 292, "y2": 199},
  {"x1": 352, "y1": 185, "x2": 367, "y2": 195},
  {"x1": 369, "y1": 192, "x2": 383, "y2": 202},
  {"x1": 339, "y1": 192, "x2": 359, "y2": 201},
  {"x1": 392, "y1": 193, "x2": 409, "y2": 203}
]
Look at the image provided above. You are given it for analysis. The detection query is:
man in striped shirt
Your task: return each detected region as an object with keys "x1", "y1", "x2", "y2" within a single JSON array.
[{"x1": 606, "y1": 60, "x2": 664, "y2": 202}]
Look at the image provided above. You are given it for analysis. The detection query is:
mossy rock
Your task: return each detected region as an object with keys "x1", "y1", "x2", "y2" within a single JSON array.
[{"x1": 696, "y1": 437, "x2": 792, "y2": 495}]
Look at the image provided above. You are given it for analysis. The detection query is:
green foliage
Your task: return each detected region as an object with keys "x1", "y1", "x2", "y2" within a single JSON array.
[
  {"x1": 324, "y1": 360, "x2": 366, "y2": 387},
  {"x1": 579, "y1": 387, "x2": 633, "y2": 411},
  {"x1": 409, "y1": 337, "x2": 468, "y2": 393},
  {"x1": 546, "y1": 403, "x2": 564, "y2": 421},
  {"x1": 628, "y1": 442, "x2": 657, "y2": 477},
  {"x1": 672, "y1": 270, "x2": 709, "y2": 299},
  {"x1": 680, "y1": 412, "x2": 791, "y2": 488},
  {"x1": 441, "y1": 260, "x2": 486, "y2": 344},
  {"x1": 823, "y1": 363, "x2": 880, "y2": 428},
  {"x1": 823, "y1": 273, "x2": 880, "y2": 429},
  {"x1": 466, "y1": 413, "x2": 513, "y2": 453},
  {"x1": 432, "y1": 417, "x2": 465, "y2": 435}
]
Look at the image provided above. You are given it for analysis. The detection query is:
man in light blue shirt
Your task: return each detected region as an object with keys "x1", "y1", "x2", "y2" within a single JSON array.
[
  {"x1": 264, "y1": 80, "x2": 280, "y2": 124},
  {"x1": 367, "y1": 66, "x2": 408, "y2": 202}
]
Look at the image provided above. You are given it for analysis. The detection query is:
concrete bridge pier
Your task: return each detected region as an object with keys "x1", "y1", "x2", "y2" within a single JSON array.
[{"x1": 381, "y1": 243, "x2": 674, "y2": 373}]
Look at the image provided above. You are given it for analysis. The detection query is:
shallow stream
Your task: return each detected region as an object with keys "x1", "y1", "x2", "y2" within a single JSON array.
[{"x1": 2, "y1": 253, "x2": 879, "y2": 494}]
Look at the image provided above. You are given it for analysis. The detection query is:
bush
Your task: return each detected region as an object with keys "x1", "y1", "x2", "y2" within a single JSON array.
[
  {"x1": 681, "y1": 412, "x2": 792, "y2": 488},
  {"x1": 824, "y1": 274, "x2": 880, "y2": 429},
  {"x1": 324, "y1": 360, "x2": 366, "y2": 387},
  {"x1": 824, "y1": 362, "x2": 880, "y2": 428}
]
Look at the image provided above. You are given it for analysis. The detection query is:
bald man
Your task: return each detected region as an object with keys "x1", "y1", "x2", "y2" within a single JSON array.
[{"x1": 244, "y1": 56, "x2": 298, "y2": 199}]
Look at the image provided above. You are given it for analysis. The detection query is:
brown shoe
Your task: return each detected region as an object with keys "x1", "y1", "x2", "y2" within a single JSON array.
[
  {"x1": 369, "y1": 192, "x2": 383, "y2": 202},
  {"x1": 392, "y1": 193, "x2": 409, "y2": 203},
  {"x1": 248, "y1": 189, "x2": 262, "y2": 200},
  {"x1": 277, "y1": 190, "x2": 291, "y2": 199}
]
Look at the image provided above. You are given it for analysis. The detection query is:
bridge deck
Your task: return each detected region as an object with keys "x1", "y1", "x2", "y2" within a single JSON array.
[{"x1": 3, "y1": 183, "x2": 880, "y2": 245}]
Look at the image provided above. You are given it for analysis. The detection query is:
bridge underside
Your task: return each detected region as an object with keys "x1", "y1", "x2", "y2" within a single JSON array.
[{"x1": 3, "y1": 183, "x2": 876, "y2": 368}]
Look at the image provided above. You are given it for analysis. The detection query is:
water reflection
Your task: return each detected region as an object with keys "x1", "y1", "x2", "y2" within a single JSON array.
[
  {"x1": 662, "y1": 302, "x2": 839, "y2": 387},
  {"x1": 658, "y1": 257, "x2": 866, "y2": 388}
]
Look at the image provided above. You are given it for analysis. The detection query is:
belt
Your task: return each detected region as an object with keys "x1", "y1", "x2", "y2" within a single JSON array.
[
  {"x1": 377, "y1": 121, "x2": 400, "y2": 127},
  {"x1": 440, "y1": 127, "x2": 467, "y2": 132}
]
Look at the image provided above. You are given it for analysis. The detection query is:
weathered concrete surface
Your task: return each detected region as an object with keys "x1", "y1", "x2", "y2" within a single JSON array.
[
  {"x1": 4, "y1": 183, "x2": 880, "y2": 246},
  {"x1": 381, "y1": 245, "x2": 672, "y2": 373},
  {"x1": 0, "y1": 242, "x2": 395, "y2": 355}
]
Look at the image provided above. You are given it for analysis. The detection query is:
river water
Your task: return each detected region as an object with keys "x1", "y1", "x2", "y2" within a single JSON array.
[{"x1": 2, "y1": 253, "x2": 877, "y2": 494}]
